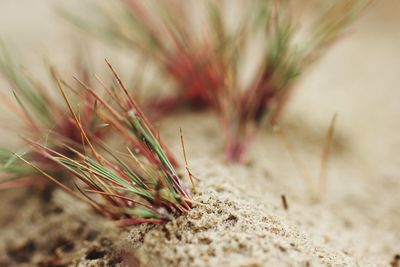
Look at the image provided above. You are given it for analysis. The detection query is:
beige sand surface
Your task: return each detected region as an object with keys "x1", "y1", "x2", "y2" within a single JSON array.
[{"x1": 1, "y1": 1, "x2": 400, "y2": 266}]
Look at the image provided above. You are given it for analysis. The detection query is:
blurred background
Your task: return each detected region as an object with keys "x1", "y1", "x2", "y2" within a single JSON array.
[{"x1": 0, "y1": 0, "x2": 400, "y2": 171}]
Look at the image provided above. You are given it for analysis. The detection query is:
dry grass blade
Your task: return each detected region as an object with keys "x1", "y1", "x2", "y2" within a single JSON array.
[
  {"x1": 180, "y1": 127, "x2": 197, "y2": 192},
  {"x1": 318, "y1": 113, "x2": 337, "y2": 200},
  {"x1": 273, "y1": 114, "x2": 338, "y2": 202}
]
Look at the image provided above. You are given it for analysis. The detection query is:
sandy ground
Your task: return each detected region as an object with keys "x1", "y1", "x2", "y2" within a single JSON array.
[{"x1": 1, "y1": 1, "x2": 400, "y2": 266}]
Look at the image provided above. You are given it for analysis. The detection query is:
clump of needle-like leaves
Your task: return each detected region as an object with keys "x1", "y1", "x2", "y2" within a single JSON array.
[
  {"x1": 0, "y1": 44, "x2": 105, "y2": 189},
  {"x1": 18, "y1": 62, "x2": 192, "y2": 225},
  {"x1": 63, "y1": 0, "x2": 371, "y2": 163}
]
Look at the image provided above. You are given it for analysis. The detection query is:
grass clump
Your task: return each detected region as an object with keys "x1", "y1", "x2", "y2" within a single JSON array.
[
  {"x1": 0, "y1": 44, "x2": 106, "y2": 189},
  {"x1": 17, "y1": 62, "x2": 192, "y2": 225},
  {"x1": 63, "y1": 0, "x2": 370, "y2": 163}
]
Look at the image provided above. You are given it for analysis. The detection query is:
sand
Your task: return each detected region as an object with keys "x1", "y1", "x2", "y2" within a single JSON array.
[
  {"x1": 1, "y1": 111, "x2": 400, "y2": 266},
  {"x1": 1, "y1": 1, "x2": 400, "y2": 266}
]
